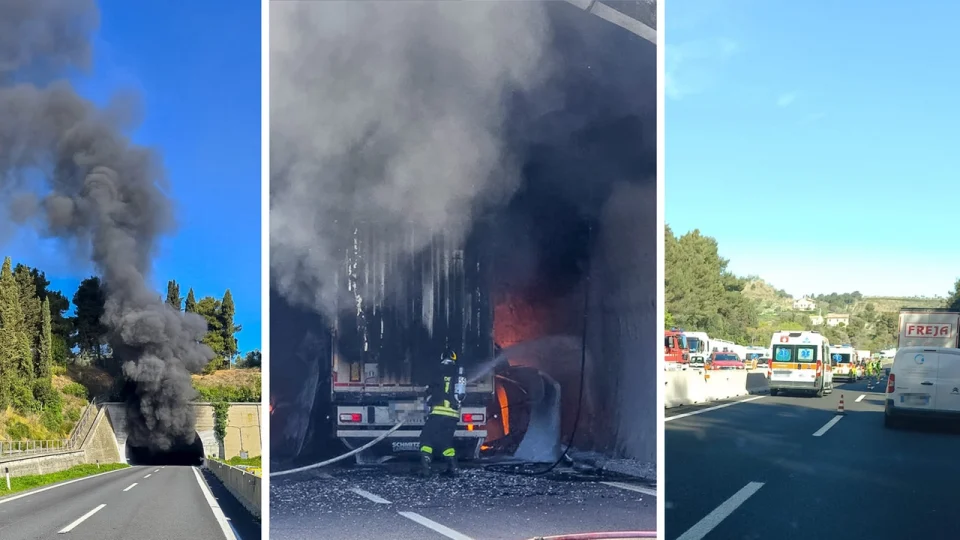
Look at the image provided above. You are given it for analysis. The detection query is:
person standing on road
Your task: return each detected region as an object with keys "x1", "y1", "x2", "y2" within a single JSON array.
[{"x1": 418, "y1": 349, "x2": 465, "y2": 477}]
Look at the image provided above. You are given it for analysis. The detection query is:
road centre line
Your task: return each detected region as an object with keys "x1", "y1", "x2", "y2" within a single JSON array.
[
  {"x1": 675, "y1": 482, "x2": 764, "y2": 540},
  {"x1": 58, "y1": 503, "x2": 106, "y2": 534},
  {"x1": 123, "y1": 483, "x2": 138, "y2": 492},
  {"x1": 0, "y1": 467, "x2": 126, "y2": 506},
  {"x1": 191, "y1": 466, "x2": 238, "y2": 540},
  {"x1": 813, "y1": 415, "x2": 843, "y2": 437},
  {"x1": 666, "y1": 396, "x2": 766, "y2": 422},
  {"x1": 398, "y1": 511, "x2": 474, "y2": 540},
  {"x1": 855, "y1": 394, "x2": 866, "y2": 403},
  {"x1": 349, "y1": 487, "x2": 391, "y2": 504},
  {"x1": 600, "y1": 481, "x2": 657, "y2": 497}
]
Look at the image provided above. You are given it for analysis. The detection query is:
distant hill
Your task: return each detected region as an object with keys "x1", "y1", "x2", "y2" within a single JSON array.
[
  {"x1": 741, "y1": 278, "x2": 946, "y2": 318},
  {"x1": 741, "y1": 279, "x2": 794, "y2": 319}
]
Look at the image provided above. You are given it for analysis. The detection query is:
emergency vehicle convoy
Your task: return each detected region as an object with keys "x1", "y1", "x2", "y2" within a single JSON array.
[
  {"x1": 768, "y1": 330, "x2": 834, "y2": 397},
  {"x1": 829, "y1": 344, "x2": 860, "y2": 382},
  {"x1": 329, "y1": 224, "x2": 495, "y2": 463}
]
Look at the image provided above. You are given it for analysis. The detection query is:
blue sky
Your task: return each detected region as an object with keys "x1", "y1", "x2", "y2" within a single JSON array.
[
  {"x1": 666, "y1": 0, "x2": 959, "y2": 298},
  {"x1": 6, "y1": 1, "x2": 262, "y2": 353}
]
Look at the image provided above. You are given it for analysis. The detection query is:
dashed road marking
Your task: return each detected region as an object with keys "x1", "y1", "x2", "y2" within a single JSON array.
[
  {"x1": 676, "y1": 482, "x2": 764, "y2": 540},
  {"x1": 144, "y1": 474, "x2": 152, "y2": 478},
  {"x1": 349, "y1": 487, "x2": 391, "y2": 504},
  {"x1": 0, "y1": 468, "x2": 126, "y2": 506},
  {"x1": 58, "y1": 503, "x2": 106, "y2": 534},
  {"x1": 123, "y1": 483, "x2": 138, "y2": 492},
  {"x1": 813, "y1": 415, "x2": 844, "y2": 437},
  {"x1": 154, "y1": 468, "x2": 161, "y2": 473},
  {"x1": 398, "y1": 511, "x2": 474, "y2": 540},
  {"x1": 666, "y1": 396, "x2": 766, "y2": 422},
  {"x1": 600, "y1": 481, "x2": 657, "y2": 497},
  {"x1": 855, "y1": 394, "x2": 866, "y2": 403}
]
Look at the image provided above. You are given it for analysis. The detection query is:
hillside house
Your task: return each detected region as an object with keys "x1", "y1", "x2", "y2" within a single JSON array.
[
  {"x1": 810, "y1": 314, "x2": 824, "y2": 326},
  {"x1": 826, "y1": 313, "x2": 850, "y2": 327},
  {"x1": 793, "y1": 297, "x2": 817, "y2": 311}
]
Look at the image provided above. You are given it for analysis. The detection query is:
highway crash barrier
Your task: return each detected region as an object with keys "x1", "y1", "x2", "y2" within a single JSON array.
[
  {"x1": 204, "y1": 459, "x2": 261, "y2": 518},
  {"x1": 665, "y1": 369, "x2": 769, "y2": 409}
]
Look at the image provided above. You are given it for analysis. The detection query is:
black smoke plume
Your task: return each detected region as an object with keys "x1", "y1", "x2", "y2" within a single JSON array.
[{"x1": 0, "y1": 0, "x2": 214, "y2": 451}]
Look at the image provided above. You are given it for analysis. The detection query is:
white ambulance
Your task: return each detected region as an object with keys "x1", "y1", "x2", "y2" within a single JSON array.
[
  {"x1": 768, "y1": 330, "x2": 834, "y2": 397},
  {"x1": 829, "y1": 345, "x2": 859, "y2": 382}
]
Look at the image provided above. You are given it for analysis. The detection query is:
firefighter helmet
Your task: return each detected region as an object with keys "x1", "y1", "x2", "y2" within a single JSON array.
[{"x1": 441, "y1": 349, "x2": 458, "y2": 363}]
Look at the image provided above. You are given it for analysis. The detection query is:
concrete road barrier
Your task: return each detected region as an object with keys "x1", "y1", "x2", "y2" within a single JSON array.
[
  {"x1": 204, "y1": 459, "x2": 261, "y2": 518},
  {"x1": 665, "y1": 369, "x2": 769, "y2": 409}
]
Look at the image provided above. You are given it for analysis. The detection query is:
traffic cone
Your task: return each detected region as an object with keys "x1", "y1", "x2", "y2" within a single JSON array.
[{"x1": 837, "y1": 394, "x2": 845, "y2": 415}]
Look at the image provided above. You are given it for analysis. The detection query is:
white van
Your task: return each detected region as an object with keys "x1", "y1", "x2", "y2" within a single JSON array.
[
  {"x1": 884, "y1": 347, "x2": 960, "y2": 428},
  {"x1": 768, "y1": 330, "x2": 834, "y2": 397},
  {"x1": 829, "y1": 345, "x2": 859, "y2": 382}
]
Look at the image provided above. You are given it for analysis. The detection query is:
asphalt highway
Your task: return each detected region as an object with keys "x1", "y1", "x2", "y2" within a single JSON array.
[
  {"x1": 271, "y1": 463, "x2": 656, "y2": 540},
  {"x1": 665, "y1": 377, "x2": 960, "y2": 540},
  {"x1": 0, "y1": 465, "x2": 259, "y2": 540}
]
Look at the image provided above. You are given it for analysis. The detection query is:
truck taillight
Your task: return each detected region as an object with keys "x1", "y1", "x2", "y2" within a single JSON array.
[
  {"x1": 462, "y1": 413, "x2": 484, "y2": 423},
  {"x1": 886, "y1": 373, "x2": 895, "y2": 394},
  {"x1": 339, "y1": 413, "x2": 362, "y2": 423}
]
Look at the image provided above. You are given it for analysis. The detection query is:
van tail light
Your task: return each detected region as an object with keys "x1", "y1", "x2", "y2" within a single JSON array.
[
  {"x1": 462, "y1": 413, "x2": 485, "y2": 424},
  {"x1": 339, "y1": 413, "x2": 362, "y2": 423},
  {"x1": 886, "y1": 373, "x2": 895, "y2": 394},
  {"x1": 815, "y1": 360, "x2": 822, "y2": 377}
]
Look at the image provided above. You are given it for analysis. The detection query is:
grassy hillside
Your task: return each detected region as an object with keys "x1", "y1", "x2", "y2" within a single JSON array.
[
  {"x1": 849, "y1": 296, "x2": 944, "y2": 313},
  {"x1": 0, "y1": 367, "x2": 95, "y2": 441},
  {"x1": 741, "y1": 279, "x2": 794, "y2": 321},
  {"x1": 192, "y1": 368, "x2": 261, "y2": 402}
]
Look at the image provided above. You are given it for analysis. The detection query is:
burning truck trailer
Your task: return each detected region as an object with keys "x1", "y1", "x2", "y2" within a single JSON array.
[{"x1": 269, "y1": 0, "x2": 657, "y2": 473}]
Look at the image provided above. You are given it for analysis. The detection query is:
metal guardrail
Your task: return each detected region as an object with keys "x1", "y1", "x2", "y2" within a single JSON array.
[
  {"x1": 0, "y1": 397, "x2": 103, "y2": 459},
  {"x1": 0, "y1": 439, "x2": 72, "y2": 458}
]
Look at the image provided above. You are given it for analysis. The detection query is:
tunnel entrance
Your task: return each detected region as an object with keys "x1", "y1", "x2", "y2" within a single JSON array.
[{"x1": 125, "y1": 433, "x2": 205, "y2": 466}]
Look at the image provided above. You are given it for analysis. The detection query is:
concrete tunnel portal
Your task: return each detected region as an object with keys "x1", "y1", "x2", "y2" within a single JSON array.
[{"x1": 125, "y1": 434, "x2": 205, "y2": 466}]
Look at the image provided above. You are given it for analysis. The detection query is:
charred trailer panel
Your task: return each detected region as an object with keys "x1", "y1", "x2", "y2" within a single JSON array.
[{"x1": 331, "y1": 222, "x2": 496, "y2": 461}]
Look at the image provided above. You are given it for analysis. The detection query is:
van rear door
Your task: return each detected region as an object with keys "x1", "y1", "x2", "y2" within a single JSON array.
[
  {"x1": 934, "y1": 349, "x2": 960, "y2": 413},
  {"x1": 893, "y1": 349, "x2": 939, "y2": 411}
]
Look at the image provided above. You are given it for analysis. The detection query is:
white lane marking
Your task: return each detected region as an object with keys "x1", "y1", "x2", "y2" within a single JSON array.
[
  {"x1": 600, "y1": 481, "x2": 657, "y2": 497},
  {"x1": 675, "y1": 482, "x2": 764, "y2": 540},
  {"x1": 813, "y1": 415, "x2": 844, "y2": 437},
  {"x1": 666, "y1": 396, "x2": 766, "y2": 422},
  {"x1": 398, "y1": 511, "x2": 474, "y2": 540},
  {"x1": 154, "y1": 468, "x2": 161, "y2": 473},
  {"x1": 58, "y1": 503, "x2": 106, "y2": 534},
  {"x1": 855, "y1": 394, "x2": 866, "y2": 403},
  {"x1": 144, "y1": 474, "x2": 152, "y2": 478},
  {"x1": 349, "y1": 487, "x2": 391, "y2": 504},
  {"x1": 123, "y1": 483, "x2": 138, "y2": 492},
  {"x1": 0, "y1": 467, "x2": 128, "y2": 506},
  {"x1": 191, "y1": 466, "x2": 238, "y2": 540}
]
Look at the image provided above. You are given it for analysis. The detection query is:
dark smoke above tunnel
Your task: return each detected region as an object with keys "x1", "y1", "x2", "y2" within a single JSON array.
[
  {"x1": 0, "y1": 0, "x2": 215, "y2": 452},
  {"x1": 269, "y1": 1, "x2": 656, "y2": 464}
]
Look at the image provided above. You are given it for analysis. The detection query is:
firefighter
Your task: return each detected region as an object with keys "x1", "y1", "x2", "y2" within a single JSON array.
[{"x1": 418, "y1": 349, "x2": 465, "y2": 477}]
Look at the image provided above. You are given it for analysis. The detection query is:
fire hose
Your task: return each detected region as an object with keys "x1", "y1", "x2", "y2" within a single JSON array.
[{"x1": 269, "y1": 420, "x2": 406, "y2": 478}]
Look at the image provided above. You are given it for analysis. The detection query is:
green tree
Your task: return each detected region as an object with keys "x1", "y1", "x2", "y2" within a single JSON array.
[
  {"x1": 197, "y1": 296, "x2": 227, "y2": 371},
  {"x1": 26, "y1": 267, "x2": 72, "y2": 351},
  {"x1": 184, "y1": 288, "x2": 198, "y2": 314},
  {"x1": 13, "y1": 265, "x2": 42, "y2": 367},
  {"x1": 237, "y1": 350, "x2": 261, "y2": 369},
  {"x1": 219, "y1": 289, "x2": 240, "y2": 362},
  {"x1": 73, "y1": 276, "x2": 107, "y2": 363},
  {"x1": 37, "y1": 297, "x2": 53, "y2": 380},
  {"x1": 166, "y1": 280, "x2": 182, "y2": 311},
  {"x1": 0, "y1": 257, "x2": 34, "y2": 410}
]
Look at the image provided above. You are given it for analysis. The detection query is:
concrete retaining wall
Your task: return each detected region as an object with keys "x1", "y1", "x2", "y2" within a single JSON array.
[
  {"x1": 204, "y1": 459, "x2": 261, "y2": 518},
  {"x1": 665, "y1": 369, "x2": 769, "y2": 409},
  {"x1": 0, "y1": 451, "x2": 87, "y2": 477}
]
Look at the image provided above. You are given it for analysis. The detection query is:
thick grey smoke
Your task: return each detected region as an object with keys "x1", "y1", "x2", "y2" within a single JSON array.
[
  {"x1": 0, "y1": 0, "x2": 214, "y2": 451},
  {"x1": 270, "y1": 0, "x2": 554, "y2": 316}
]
